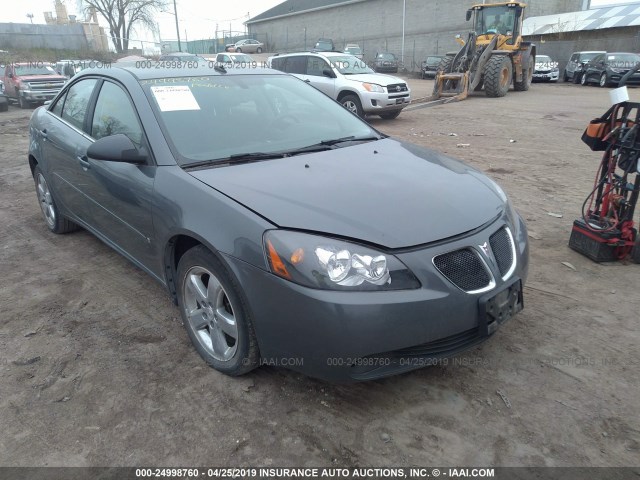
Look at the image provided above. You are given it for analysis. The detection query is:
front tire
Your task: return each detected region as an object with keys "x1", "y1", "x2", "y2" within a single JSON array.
[
  {"x1": 33, "y1": 165, "x2": 79, "y2": 234},
  {"x1": 19, "y1": 95, "x2": 30, "y2": 109},
  {"x1": 235, "y1": 47, "x2": 242, "y2": 53},
  {"x1": 599, "y1": 72, "x2": 609, "y2": 88},
  {"x1": 256, "y1": 47, "x2": 263, "y2": 54},
  {"x1": 340, "y1": 94, "x2": 363, "y2": 118},
  {"x1": 484, "y1": 55, "x2": 512, "y2": 97},
  {"x1": 177, "y1": 245, "x2": 259, "y2": 376},
  {"x1": 379, "y1": 110, "x2": 401, "y2": 120},
  {"x1": 563, "y1": 70, "x2": 568, "y2": 82},
  {"x1": 573, "y1": 72, "x2": 582, "y2": 84},
  {"x1": 580, "y1": 72, "x2": 589, "y2": 86}
]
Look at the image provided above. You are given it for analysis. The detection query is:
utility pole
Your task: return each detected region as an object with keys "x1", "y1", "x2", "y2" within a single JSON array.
[
  {"x1": 26, "y1": 13, "x2": 34, "y2": 24},
  {"x1": 173, "y1": 0, "x2": 182, "y2": 52},
  {"x1": 401, "y1": 0, "x2": 406, "y2": 67}
]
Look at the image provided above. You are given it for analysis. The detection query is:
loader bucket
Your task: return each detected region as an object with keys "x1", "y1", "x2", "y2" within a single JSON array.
[{"x1": 430, "y1": 71, "x2": 470, "y2": 103}]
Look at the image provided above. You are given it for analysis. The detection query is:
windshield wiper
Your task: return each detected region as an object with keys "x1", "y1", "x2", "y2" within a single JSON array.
[
  {"x1": 284, "y1": 135, "x2": 381, "y2": 155},
  {"x1": 183, "y1": 152, "x2": 285, "y2": 170}
]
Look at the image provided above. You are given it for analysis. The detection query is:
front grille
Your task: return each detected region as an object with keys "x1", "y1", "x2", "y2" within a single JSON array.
[
  {"x1": 490, "y1": 228, "x2": 514, "y2": 278},
  {"x1": 433, "y1": 248, "x2": 491, "y2": 292},
  {"x1": 391, "y1": 328, "x2": 480, "y2": 357},
  {"x1": 27, "y1": 80, "x2": 65, "y2": 91},
  {"x1": 387, "y1": 83, "x2": 408, "y2": 93}
]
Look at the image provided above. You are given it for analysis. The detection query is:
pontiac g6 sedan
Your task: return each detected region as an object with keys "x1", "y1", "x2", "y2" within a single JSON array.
[{"x1": 28, "y1": 64, "x2": 529, "y2": 382}]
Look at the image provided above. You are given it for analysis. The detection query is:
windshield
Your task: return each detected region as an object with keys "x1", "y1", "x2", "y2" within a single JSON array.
[
  {"x1": 329, "y1": 55, "x2": 374, "y2": 74},
  {"x1": 536, "y1": 56, "x2": 551, "y2": 63},
  {"x1": 229, "y1": 54, "x2": 254, "y2": 62},
  {"x1": 14, "y1": 65, "x2": 56, "y2": 76},
  {"x1": 142, "y1": 74, "x2": 376, "y2": 165},
  {"x1": 426, "y1": 56, "x2": 442, "y2": 66},
  {"x1": 607, "y1": 53, "x2": 640, "y2": 68},
  {"x1": 345, "y1": 47, "x2": 362, "y2": 55},
  {"x1": 580, "y1": 52, "x2": 601, "y2": 62},
  {"x1": 474, "y1": 6, "x2": 516, "y2": 35},
  {"x1": 377, "y1": 53, "x2": 395, "y2": 61},
  {"x1": 315, "y1": 41, "x2": 333, "y2": 51}
]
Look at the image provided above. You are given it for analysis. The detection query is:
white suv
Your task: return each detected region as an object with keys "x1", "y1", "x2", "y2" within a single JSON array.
[{"x1": 268, "y1": 51, "x2": 410, "y2": 120}]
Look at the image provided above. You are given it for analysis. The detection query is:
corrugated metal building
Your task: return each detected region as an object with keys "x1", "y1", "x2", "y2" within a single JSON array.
[
  {"x1": 524, "y1": 2, "x2": 640, "y2": 75},
  {"x1": 246, "y1": 0, "x2": 584, "y2": 71}
]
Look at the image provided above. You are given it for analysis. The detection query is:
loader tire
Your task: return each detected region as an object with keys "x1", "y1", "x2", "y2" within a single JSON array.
[
  {"x1": 484, "y1": 55, "x2": 512, "y2": 98},
  {"x1": 437, "y1": 55, "x2": 453, "y2": 74},
  {"x1": 632, "y1": 239, "x2": 640, "y2": 264},
  {"x1": 514, "y1": 55, "x2": 533, "y2": 91}
]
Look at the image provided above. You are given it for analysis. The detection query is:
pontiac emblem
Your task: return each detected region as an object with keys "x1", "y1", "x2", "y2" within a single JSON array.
[{"x1": 479, "y1": 242, "x2": 490, "y2": 256}]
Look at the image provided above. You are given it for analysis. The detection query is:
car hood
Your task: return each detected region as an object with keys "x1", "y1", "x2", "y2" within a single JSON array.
[
  {"x1": 188, "y1": 139, "x2": 506, "y2": 248},
  {"x1": 345, "y1": 73, "x2": 406, "y2": 85}
]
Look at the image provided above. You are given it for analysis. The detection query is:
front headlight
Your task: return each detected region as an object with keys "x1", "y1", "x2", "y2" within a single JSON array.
[
  {"x1": 362, "y1": 82, "x2": 385, "y2": 93},
  {"x1": 264, "y1": 230, "x2": 420, "y2": 291}
]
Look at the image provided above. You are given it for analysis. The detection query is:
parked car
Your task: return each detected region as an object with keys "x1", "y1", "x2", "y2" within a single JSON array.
[
  {"x1": 314, "y1": 38, "x2": 335, "y2": 52},
  {"x1": 2, "y1": 62, "x2": 67, "y2": 108},
  {"x1": 215, "y1": 52, "x2": 255, "y2": 67},
  {"x1": 268, "y1": 51, "x2": 411, "y2": 119},
  {"x1": 28, "y1": 62, "x2": 528, "y2": 382},
  {"x1": 581, "y1": 52, "x2": 640, "y2": 87},
  {"x1": 225, "y1": 39, "x2": 264, "y2": 54},
  {"x1": 532, "y1": 55, "x2": 559, "y2": 82},
  {"x1": 373, "y1": 52, "x2": 399, "y2": 73},
  {"x1": 159, "y1": 52, "x2": 205, "y2": 62},
  {"x1": 343, "y1": 44, "x2": 364, "y2": 60},
  {"x1": 563, "y1": 50, "x2": 605, "y2": 83},
  {"x1": 421, "y1": 55, "x2": 444, "y2": 79},
  {"x1": 0, "y1": 80, "x2": 7, "y2": 112},
  {"x1": 55, "y1": 59, "x2": 101, "y2": 78}
]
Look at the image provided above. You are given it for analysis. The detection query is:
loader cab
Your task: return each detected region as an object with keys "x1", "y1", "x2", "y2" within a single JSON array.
[{"x1": 468, "y1": 3, "x2": 525, "y2": 47}]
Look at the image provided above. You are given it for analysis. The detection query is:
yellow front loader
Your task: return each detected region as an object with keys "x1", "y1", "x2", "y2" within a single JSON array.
[{"x1": 431, "y1": 2, "x2": 536, "y2": 102}]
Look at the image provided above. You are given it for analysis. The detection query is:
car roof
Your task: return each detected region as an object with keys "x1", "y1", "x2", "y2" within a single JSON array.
[{"x1": 76, "y1": 63, "x2": 282, "y2": 81}]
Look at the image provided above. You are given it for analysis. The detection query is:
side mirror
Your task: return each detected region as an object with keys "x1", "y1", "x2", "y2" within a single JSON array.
[
  {"x1": 322, "y1": 68, "x2": 336, "y2": 78},
  {"x1": 466, "y1": 9, "x2": 472, "y2": 21},
  {"x1": 87, "y1": 134, "x2": 147, "y2": 164}
]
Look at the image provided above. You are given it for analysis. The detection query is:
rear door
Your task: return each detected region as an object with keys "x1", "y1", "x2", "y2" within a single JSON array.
[{"x1": 41, "y1": 78, "x2": 98, "y2": 223}]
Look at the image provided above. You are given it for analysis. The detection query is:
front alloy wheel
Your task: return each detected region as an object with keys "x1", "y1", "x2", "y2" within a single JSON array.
[
  {"x1": 177, "y1": 246, "x2": 259, "y2": 375},
  {"x1": 600, "y1": 72, "x2": 609, "y2": 88},
  {"x1": 33, "y1": 165, "x2": 78, "y2": 234}
]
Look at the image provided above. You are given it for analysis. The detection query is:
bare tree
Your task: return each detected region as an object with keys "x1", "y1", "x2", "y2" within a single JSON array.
[{"x1": 80, "y1": 0, "x2": 166, "y2": 53}]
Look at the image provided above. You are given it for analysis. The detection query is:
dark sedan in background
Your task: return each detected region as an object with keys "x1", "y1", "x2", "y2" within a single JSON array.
[
  {"x1": 28, "y1": 63, "x2": 528, "y2": 382},
  {"x1": 421, "y1": 55, "x2": 444, "y2": 79},
  {"x1": 580, "y1": 52, "x2": 640, "y2": 87}
]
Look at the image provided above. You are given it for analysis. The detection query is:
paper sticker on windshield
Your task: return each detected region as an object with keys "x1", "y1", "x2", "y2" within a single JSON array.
[{"x1": 150, "y1": 85, "x2": 200, "y2": 112}]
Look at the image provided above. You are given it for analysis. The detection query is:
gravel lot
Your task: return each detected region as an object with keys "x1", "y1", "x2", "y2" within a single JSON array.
[{"x1": 1, "y1": 78, "x2": 639, "y2": 467}]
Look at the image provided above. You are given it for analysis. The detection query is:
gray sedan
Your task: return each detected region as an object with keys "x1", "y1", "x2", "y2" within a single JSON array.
[{"x1": 28, "y1": 64, "x2": 528, "y2": 382}]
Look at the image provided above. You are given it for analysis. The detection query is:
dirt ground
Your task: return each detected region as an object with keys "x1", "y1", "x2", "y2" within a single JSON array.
[{"x1": 1, "y1": 78, "x2": 639, "y2": 468}]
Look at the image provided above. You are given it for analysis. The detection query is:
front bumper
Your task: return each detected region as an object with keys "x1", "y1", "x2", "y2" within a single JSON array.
[
  {"x1": 22, "y1": 89, "x2": 61, "y2": 102},
  {"x1": 362, "y1": 90, "x2": 411, "y2": 115},
  {"x1": 223, "y1": 212, "x2": 529, "y2": 382},
  {"x1": 609, "y1": 72, "x2": 640, "y2": 85},
  {"x1": 533, "y1": 70, "x2": 559, "y2": 81}
]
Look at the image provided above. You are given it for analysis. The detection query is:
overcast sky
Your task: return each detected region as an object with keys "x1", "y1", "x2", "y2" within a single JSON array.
[{"x1": 1, "y1": 0, "x2": 638, "y2": 43}]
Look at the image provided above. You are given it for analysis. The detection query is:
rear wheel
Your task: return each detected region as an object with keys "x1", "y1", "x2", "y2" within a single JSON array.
[
  {"x1": 563, "y1": 70, "x2": 568, "y2": 82},
  {"x1": 632, "y1": 239, "x2": 640, "y2": 264},
  {"x1": 514, "y1": 55, "x2": 533, "y2": 91},
  {"x1": 484, "y1": 55, "x2": 512, "y2": 97},
  {"x1": 177, "y1": 245, "x2": 259, "y2": 376},
  {"x1": 340, "y1": 94, "x2": 363, "y2": 118},
  {"x1": 235, "y1": 47, "x2": 242, "y2": 53},
  {"x1": 573, "y1": 72, "x2": 582, "y2": 84},
  {"x1": 33, "y1": 165, "x2": 79, "y2": 234},
  {"x1": 256, "y1": 47, "x2": 263, "y2": 54},
  {"x1": 0, "y1": 97, "x2": 8, "y2": 112},
  {"x1": 379, "y1": 110, "x2": 401, "y2": 120}
]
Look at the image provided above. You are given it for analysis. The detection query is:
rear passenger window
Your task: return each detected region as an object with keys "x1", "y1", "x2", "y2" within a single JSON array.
[
  {"x1": 284, "y1": 56, "x2": 307, "y2": 74},
  {"x1": 91, "y1": 81, "x2": 143, "y2": 146},
  {"x1": 61, "y1": 79, "x2": 98, "y2": 131},
  {"x1": 307, "y1": 57, "x2": 330, "y2": 76}
]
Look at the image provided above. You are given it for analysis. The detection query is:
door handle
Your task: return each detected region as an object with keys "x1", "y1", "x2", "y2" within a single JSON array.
[
  {"x1": 77, "y1": 155, "x2": 90, "y2": 170},
  {"x1": 40, "y1": 129, "x2": 48, "y2": 139}
]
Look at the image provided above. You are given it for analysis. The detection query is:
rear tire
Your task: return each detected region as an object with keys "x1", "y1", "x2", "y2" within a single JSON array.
[
  {"x1": 563, "y1": 70, "x2": 568, "y2": 82},
  {"x1": 33, "y1": 165, "x2": 79, "y2": 234},
  {"x1": 514, "y1": 55, "x2": 533, "y2": 91},
  {"x1": 632, "y1": 239, "x2": 640, "y2": 264},
  {"x1": 0, "y1": 97, "x2": 8, "y2": 112},
  {"x1": 256, "y1": 47, "x2": 263, "y2": 54},
  {"x1": 235, "y1": 47, "x2": 242, "y2": 53},
  {"x1": 484, "y1": 55, "x2": 513, "y2": 97},
  {"x1": 340, "y1": 94, "x2": 363, "y2": 118},
  {"x1": 176, "y1": 245, "x2": 259, "y2": 376},
  {"x1": 573, "y1": 72, "x2": 582, "y2": 84}
]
